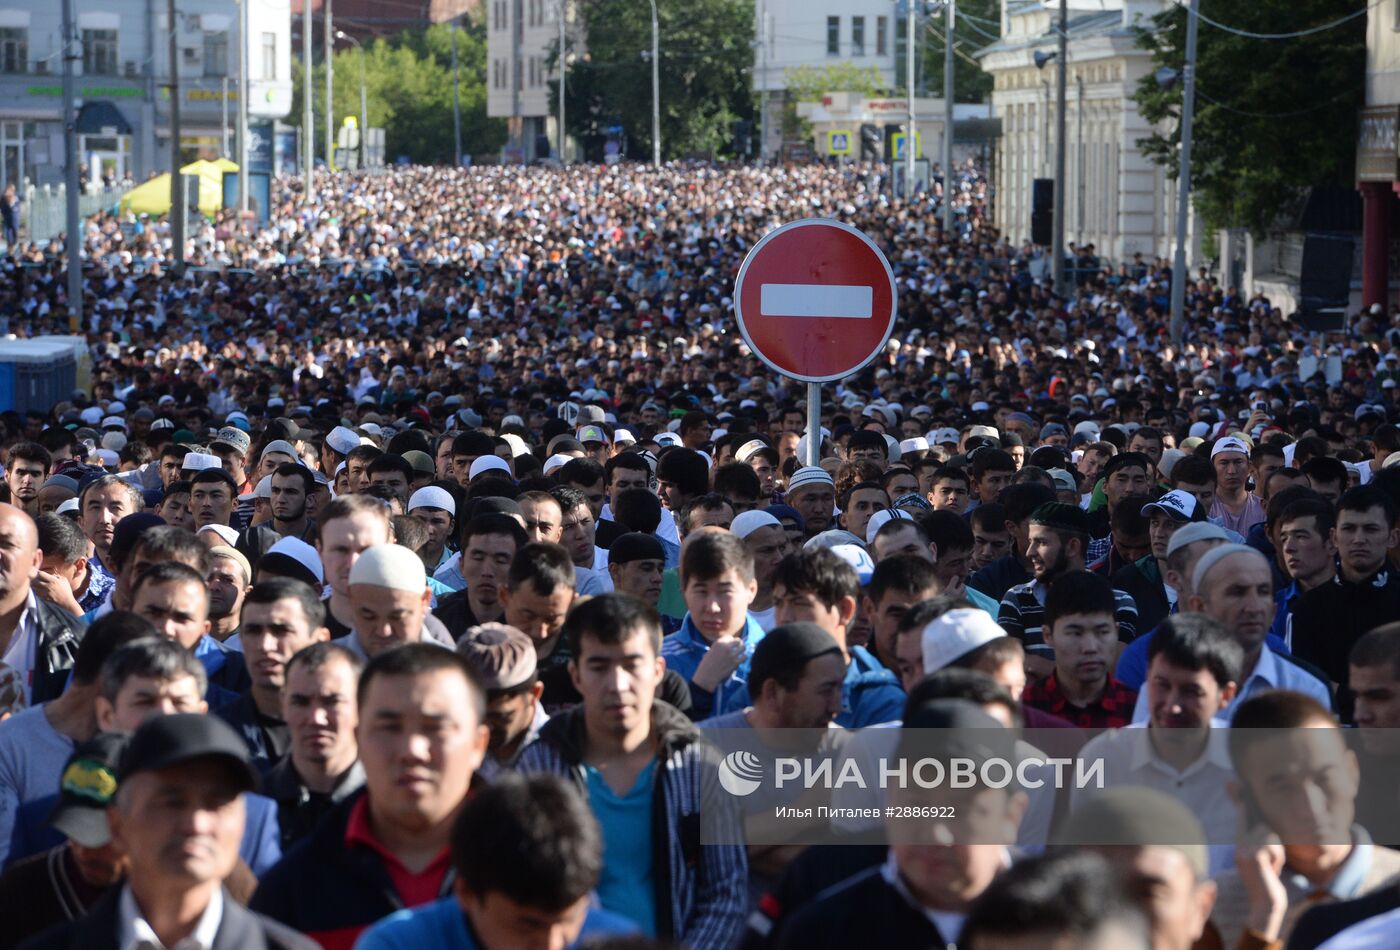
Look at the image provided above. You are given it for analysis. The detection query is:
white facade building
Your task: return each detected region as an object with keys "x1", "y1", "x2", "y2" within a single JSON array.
[
  {"x1": 755, "y1": 0, "x2": 906, "y2": 157},
  {"x1": 0, "y1": 0, "x2": 293, "y2": 188},
  {"x1": 486, "y1": 0, "x2": 576, "y2": 162},
  {"x1": 978, "y1": 0, "x2": 1189, "y2": 262}
]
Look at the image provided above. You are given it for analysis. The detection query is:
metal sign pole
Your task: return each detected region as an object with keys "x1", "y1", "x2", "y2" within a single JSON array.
[{"x1": 806, "y1": 381, "x2": 821, "y2": 467}]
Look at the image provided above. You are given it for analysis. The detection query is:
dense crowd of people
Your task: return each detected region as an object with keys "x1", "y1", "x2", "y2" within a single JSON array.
[{"x1": 0, "y1": 158, "x2": 1396, "y2": 948}]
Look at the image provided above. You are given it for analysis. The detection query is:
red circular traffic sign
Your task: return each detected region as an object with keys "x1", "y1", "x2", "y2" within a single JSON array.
[{"x1": 733, "y1": 218, "x2": 898, "y2": 383}]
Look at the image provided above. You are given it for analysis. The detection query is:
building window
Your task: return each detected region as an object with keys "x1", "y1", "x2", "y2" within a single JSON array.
[
  {"x1": 202, "y1": 30, "x2": 226, "y2": 77},
  {"x1": 0, "y1": 28, "x2": 25, "y2": 73},
  {"x1": 260, "y1": 32, "x2": 275, "y2": 80},
  {"x1": 852, "y1": 17, "x2": 864, "y2": 57},
  {"x1": 82, "y1": 28, "x2": 118, "y2": 75},
  {"x1": 826, "y1": 16, "x2": 839, "y2": 56},
  {"x1": 876, "y1": 16, "x2": 887, "y2": 56}
]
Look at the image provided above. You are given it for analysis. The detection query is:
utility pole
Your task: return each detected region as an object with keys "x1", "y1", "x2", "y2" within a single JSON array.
[
  {"x1": 60, "y1": 0, "x2": 81, "y2": 329},
  {"x1": 1076, "y1": 73, "x2": 1084, "y2": 246},
  {"x1": 905, "y1": 1, "x2": 915, "y2": 200},
  {"x1": 324, "y1": 0, "x2": 334, "y2": 171},
  {"x1": 557, "y1": 0, "x2": 566, "y2": 162},
  {"x1": 758, "y1": 0, "x2": 768, "y2": 163},
  {"x1": 167, "y1": 0, "x2": 185, "y2": 269},
  {"x1": 238, "y1": 0, "x2": 249, "y2": 215},
  {"x1": 649, "y1": 0, "x2": 660, "y2": 167},
  {"x1": 941, "y1": 0, "x2": 954, "y2": 235},
  {"x1": 302, "y1": 0, "x2": 314, "y2": 200},
  {"x1": 451, "y1": 20, "x2": 461, "y2": 165},
  {"x1": 1169, "y1": 0, "x2": 1200, "y2": 349},
  {"x1": 1051, "y1": 0, "x2": 1067, "y2": 293}
]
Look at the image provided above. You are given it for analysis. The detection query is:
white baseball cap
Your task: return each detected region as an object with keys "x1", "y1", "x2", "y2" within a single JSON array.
[{"x1": 1210, "y1": 436, "x2": 1250, "y2": 459}]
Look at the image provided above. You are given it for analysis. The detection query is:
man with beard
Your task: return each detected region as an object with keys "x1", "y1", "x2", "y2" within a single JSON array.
[
  {"x1": 4, "y1": 442, "x2": 50, "y2": 517},
  {"x1": 204, "y1": 547, "x2": 251, "y2": 647},
  {"x1": 216, "y1": 579, "x2": 330, "y2": 773},
  {"x1": 998, "y1": 503, "x2": 1138, "y2": 680},
  {"x1": 237, "y1": 465, "x2": 316, "y2": 566}
]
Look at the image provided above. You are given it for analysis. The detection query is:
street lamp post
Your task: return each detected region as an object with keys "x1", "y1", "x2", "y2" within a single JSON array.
[
  {"x1": 905, "y1": 1, "x2": 915, "y2": 200},
  {"x1": 60, "y1": 0, "x2": 81, "y2": 328},
  {"x1": 324, "y1": 0, "x2": 334, "y2": 170},
  {"x1": 1051, "y1": 0, "x2": 1067, "y2": 293},
  {"x1": 648, "y1": 0, "x2": 660, "y2": 167},
  {"x1": 557, "y1": 0, "x2": 566, "y2": 163},
  {"x1": 302, "y1": 0, "x2": 314, "y2": 199},
  {"x1": 1167, "y1": 0, "x2": 1200, "y2": 350},
  {"x1": 167, "y1": 0, "x2": 185, "y2": 268},
  {"x1": 335, "y1": 30, "x2": 366, "y2": 169},
  {"x1": 941, "y1": 0, "x2": 954, "y2": 235},
  {"x1": 238, "y1": 0, "x2": 249, "y2": 214}
]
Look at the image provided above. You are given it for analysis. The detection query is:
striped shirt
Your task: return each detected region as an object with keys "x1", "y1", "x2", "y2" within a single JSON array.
[{"x1": 997, "y1": 578, "x2": 1139, "y2": 660}]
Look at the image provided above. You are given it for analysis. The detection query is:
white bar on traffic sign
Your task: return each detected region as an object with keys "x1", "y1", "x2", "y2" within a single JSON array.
[{"x1": 760, "y1": 283, "x2": 873, "y2": 319}]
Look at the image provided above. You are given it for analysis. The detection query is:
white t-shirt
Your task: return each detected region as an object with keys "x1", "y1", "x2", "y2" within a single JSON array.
[{"x1": 750, "y1": 605, "x2": 777, "y2": 632}]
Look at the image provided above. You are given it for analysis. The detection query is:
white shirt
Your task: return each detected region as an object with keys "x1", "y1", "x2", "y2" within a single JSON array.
[
  {"x1": 1073, "y1": 721, "x2": 1237, "y2": 874},
  {"x1": 118, "y1": 883, "x2": 222, "y2": 950},
  {"x1": 0, "y1": 592, "x2": 41, "y2": 713},
  {"x1": 749, "y1": 605, "x2": 777, "y2": 633},
  {"x1": 1130, "y1": 645, "x2": 1331, "y2": 724},
  {"x1": 1318, "y1": 906, "x2": 1400, "y2": 949}
]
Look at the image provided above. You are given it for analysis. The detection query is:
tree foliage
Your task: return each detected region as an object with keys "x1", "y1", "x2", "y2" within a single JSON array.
[
  {"x1": 780, "y1": 63, "x2": 888, "y2": 139},
  {"x1": 291, "y1": 18, "x2": 506, "y2": 165},
  {"x1": 1132, "y1": 0, "x2": 1364, "y2": 236},
  {"x1": 921, "y1": 0, "x2": 998, "y2": 103},
  {"x1": 563, "y1": 0, "x2": 755, "y2": 160}
]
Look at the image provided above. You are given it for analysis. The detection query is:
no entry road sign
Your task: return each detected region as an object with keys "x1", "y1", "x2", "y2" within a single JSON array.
[{"x1": 733, "y1": 219, "x2": 898, "y2": 383}]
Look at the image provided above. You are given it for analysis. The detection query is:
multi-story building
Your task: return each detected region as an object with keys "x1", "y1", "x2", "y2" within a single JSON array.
[
  {"x1": 978, "y1": 0, "x2": 1188, "y2": 263},
  {"x1": 290, "y1": 0, "x2": 479, "y2": 45},
  {"x1": 1357, "y1": 1, "x2": 1400, "y2": 309},
  {"x1": 754, "y1": 0, "x2": 902, "y2": 158},
  {"x1": 0, "y1": 0, "x2": 293, "y2": 189},
  {"x1": 486, "y1": 0, "x2": 576, "y2": 162}
]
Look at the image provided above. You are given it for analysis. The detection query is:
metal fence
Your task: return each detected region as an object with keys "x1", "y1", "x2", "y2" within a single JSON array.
[{"x1": 23, "y1": 183, "x2": 131, "y2": 244}]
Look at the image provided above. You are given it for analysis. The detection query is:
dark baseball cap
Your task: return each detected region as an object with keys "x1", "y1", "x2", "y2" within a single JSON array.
[
  {"x1": 48, "y1": 732, "x2": 128, "y2": 847},
  {"x1": 118, "y1": 714, "x2": 259, "y2": 792}
]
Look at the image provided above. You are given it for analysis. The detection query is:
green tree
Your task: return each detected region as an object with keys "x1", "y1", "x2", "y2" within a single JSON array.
[
  {"x1": 1132, "y1": 0, "x2": 1364, "y2": 235},
  {"x1": 563, "y1": 0, "x2": 755, "y2": 160},
  {"x1": 781, "y1": 63, "x2": 888, "y2": 139},
  {"x1": 290, "y1": 17, "x2": 506, "y2": 166},
  {"x1": 919, "y1": 0, "x2": 998, "y2": 103}
]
